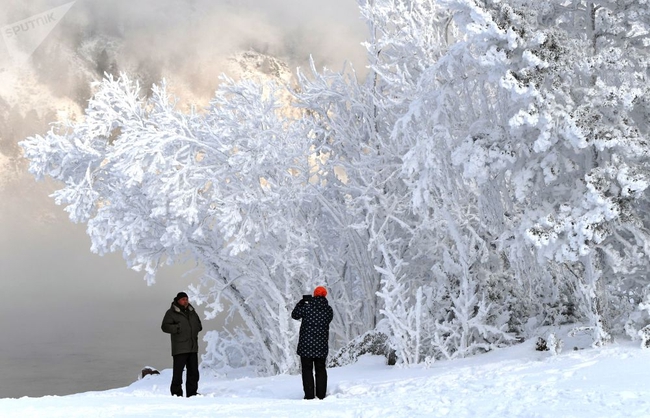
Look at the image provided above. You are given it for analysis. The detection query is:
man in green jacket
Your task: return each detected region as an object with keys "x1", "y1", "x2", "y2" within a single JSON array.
[{"x1": 161, "y1": 292, "x2": 203, "y2": 397}]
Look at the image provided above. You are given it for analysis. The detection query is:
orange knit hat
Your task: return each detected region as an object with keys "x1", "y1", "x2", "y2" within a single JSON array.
[{"x1": 313, "y1": 286, "x2": 327, "y2": 297}]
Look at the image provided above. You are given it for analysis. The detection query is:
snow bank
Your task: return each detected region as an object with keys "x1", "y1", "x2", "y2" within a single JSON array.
[{"x1": 3, "y1": 335, "x2": 650, "y2": 417}]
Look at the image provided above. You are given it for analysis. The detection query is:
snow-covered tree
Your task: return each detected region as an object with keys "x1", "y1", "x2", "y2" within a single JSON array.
[
  {"x1": 22, "y1": 73, "x2": 325, "y2": 374},
  {"x1": 439, "y1": 0, "x2": 650, "y2": 345},
  {"x1": 21, "y1": 0, "x2": 650, "y2": 373}
]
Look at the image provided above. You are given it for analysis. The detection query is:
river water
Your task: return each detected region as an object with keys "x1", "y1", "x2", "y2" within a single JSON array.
[
  {"x1": 0, "y1": 194, "x2": 209, "y2": 398},
  {"x1": 0, "y1": 282, "x2": 208, "y2": 398}
]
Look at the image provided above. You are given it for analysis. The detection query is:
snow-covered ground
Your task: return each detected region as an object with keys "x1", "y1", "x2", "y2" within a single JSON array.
[{"x1": 3, "y1": 330, "x2": 650, "y2": 418}]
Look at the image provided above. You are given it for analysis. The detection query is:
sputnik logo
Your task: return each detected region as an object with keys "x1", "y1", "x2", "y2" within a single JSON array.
[{"x1": 2, "y1": 1, "x2": 76, "y2": 66}]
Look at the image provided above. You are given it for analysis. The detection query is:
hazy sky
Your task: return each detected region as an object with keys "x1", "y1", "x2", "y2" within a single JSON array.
[
  {"x1": 1, "y1": 0, "x2": 368, "y2": 102},
  {"x1": 0, "y1": 0, "x2": 367, "y2": 397}
]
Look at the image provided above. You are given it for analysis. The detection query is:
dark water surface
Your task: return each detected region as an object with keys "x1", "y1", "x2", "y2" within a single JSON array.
[
  {"x1": 0, "y1": 278, "x2": 208, "y2": 398},
  {"x1": 0, "y1": 190, "x2": 208, "y2": 398}
]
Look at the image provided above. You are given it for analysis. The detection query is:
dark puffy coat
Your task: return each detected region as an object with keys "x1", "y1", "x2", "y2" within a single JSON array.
[
  {"x1": 161, "y1": 302, "x2": 203, "y2": 356},
  {"x1": 291, "y1": 296, "x2": 333, "y2": 358}
]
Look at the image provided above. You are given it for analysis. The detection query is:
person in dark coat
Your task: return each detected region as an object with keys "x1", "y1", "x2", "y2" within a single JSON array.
[
  {"x1": 291, "y1": 286, "x2": 334, "y2": 400},
  {"x1": 161, "y1": 291, "x2": 203, "y2": 397}
]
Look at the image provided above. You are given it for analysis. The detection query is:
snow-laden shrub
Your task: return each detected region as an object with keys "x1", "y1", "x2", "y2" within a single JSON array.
[
  {"x1": 547, "y1": 333, "x2": 563, "y2": 356},
  {"x1": 329, "y1": 331, "x2": 396, "y2": 367},
  {"x1": 638, "y1": 326, "x2": 650, "y2": 350}
]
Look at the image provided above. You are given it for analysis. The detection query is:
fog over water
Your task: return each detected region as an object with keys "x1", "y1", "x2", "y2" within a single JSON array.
[{"x1": 0, "y1": 0, "x2": 366, "y2": 398}]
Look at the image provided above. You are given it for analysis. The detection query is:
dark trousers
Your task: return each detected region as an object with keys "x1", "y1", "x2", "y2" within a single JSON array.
[
  {"x1": 171, "y1": 352, "x2": 199, "y2": 397},
  {"x1": 300, "y1": 356, "x2": 327, "y2": 399}
]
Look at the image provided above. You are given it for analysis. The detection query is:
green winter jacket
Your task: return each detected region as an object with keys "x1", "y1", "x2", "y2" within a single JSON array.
[{"x1": 161, "y1": 302, "x2": 203, "y2": 356}]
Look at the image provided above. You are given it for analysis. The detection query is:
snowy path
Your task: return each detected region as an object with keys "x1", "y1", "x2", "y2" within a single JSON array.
[{"x1": 3, "y1": 339, "x2": 650, "y2": 417}]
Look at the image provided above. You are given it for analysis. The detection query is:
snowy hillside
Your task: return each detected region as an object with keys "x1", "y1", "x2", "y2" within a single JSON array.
[
  {"x1": 3, "y1": 331, "x2": 650, "y2": 418},
  {"x1": 226, "y1": 50, "x2": 293, "y2": 84}
]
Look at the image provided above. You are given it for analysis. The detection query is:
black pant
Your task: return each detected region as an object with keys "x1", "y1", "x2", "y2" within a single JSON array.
[
  {"x1": 171, "y1": 352, "x2": 199, "y2": 397},
  {"x1": 301, "y1": 356, "x2": 327, "y2": 399}
]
